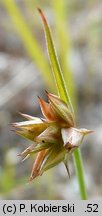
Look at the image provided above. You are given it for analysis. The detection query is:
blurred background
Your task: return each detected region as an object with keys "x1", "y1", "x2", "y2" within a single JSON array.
[{"x1": 0, "y1": 0, "x2": 102, "y2": 199}]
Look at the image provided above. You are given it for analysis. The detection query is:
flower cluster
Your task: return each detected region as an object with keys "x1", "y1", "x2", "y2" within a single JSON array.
[{"x1": 12, "y1": 92, "x2": 92, "y2": 181}]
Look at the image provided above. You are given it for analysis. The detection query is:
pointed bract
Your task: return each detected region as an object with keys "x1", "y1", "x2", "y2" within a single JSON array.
[
  {"x1": 61, "y1": 127, "x2": 93, "y2": 151},
  {"x1": 18, "y1": 143, "x2": 35, "y2": 160},
  {"x1": 47, "y1": 92, "x2": 74, "y2": 127},
  {"x1": 18, "y1": 112, "x2": 38, "y2": 120},
  {"x1": 29, "y1": 149, "x2": 48, "y2": 181},
  {"x1": 39, "y1": 144, "x2": 65, "y2": 174},
  {"x1": 35, "y1": 126, "x2": 61, "y2": 144},
  {"x1": 38, "y1": 97, "x2": 56, "y2": 121},
  {"x1": 12, "y1": 119, "x2": 47, "y2": 141}
]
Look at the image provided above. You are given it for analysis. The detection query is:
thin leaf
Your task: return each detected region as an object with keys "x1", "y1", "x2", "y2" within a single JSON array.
[
  {"x1": 52, "y1": 0, "x2": 76, "y2": 107},
  {"x1": 38, "y1": 8, "x2": 74, "y2": 114}
]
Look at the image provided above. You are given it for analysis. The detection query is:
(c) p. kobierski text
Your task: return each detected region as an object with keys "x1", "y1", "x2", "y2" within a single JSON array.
[{"x1": 31, "y1": 203, "x2": 75, "y2": 213}]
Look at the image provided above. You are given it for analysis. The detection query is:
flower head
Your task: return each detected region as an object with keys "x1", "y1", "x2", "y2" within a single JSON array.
[{"x1": 12, "y1": 92, "x2": 93, "y2": 181}]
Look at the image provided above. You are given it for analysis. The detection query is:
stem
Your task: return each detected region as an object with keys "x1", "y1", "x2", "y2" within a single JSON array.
[
  {"x1": 73, "y1": 149, "x2": 87, "y2": 199},
  {"x1": 50, "y1": 4, "x2": 87, "y2": 198}
]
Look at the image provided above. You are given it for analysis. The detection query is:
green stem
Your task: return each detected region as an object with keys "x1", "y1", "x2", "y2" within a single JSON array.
[{"x1": 73, "y1": 149, "x2": 87, "y2": 199}]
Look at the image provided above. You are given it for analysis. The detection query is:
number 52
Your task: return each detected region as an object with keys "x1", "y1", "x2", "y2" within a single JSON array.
[{"x1": 86, "y1": 204, "x2": 98, "y2": 212}]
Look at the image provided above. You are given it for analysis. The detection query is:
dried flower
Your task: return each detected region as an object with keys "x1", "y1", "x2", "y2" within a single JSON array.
[{"x1": 12, "y1": 92, "x2": 93, "y2": 181}]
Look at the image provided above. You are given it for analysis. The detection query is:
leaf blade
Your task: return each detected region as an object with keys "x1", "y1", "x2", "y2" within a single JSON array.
[{"x1": 38, "y1": 8, "x2": 74, "y2": 114}]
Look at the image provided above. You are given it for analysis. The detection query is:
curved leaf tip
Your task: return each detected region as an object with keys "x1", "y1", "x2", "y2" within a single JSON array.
[{"x1": 37, "y1": 8, "x2": 47, "y2": 25}]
